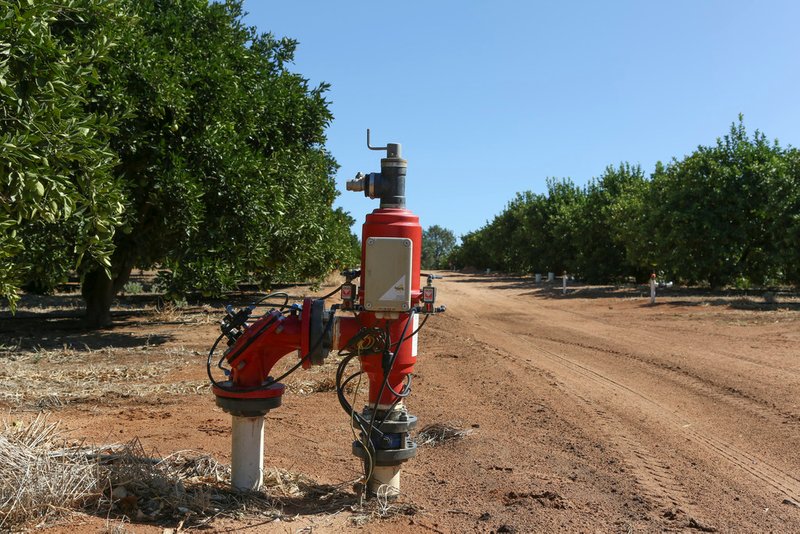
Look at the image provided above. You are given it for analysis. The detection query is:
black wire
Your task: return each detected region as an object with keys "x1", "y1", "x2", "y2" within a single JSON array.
[
  {"x1": 207, "y1": 332, "x2": 226, "y2": 384},
  {"x1": 376, "y1": 369, "x2": 413, "y2": 428},
  {"x1": 337, "y1": 326, "x2": 387, "y2": 357},
  {"x1": 393, "y1": 313, "x2": 429, "y2": 348},
  {"x1": 331, "y1": 310, "x2": 427, "y2": 489},
  {"x1": 317, "y1": 283, "x2": 345, "y2": 300},
  {"x1": 362, "y1": 310, "x2": 416, "y2": 463},
  {"x1": 375, "y1": 311, "x2": 415, "y2": 406},
  {"x1": 208, "y1": 307, "x2": 336, "y2": 393},
  {"x1": 341, "y1": 370, "x2": 365, "y2": 391},
  {"x1": 224, "y1": 314, "x2": 282, "y2": 366},
  {"x1": 252, "y1": 292, "x2": 290, "y2": 308},
  {"x1": 335, "y1": 356, "x2": 381, "y2": 438}
]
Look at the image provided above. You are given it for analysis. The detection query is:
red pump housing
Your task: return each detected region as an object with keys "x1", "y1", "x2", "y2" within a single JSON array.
[{"x1": 357, "y1": 207, "x2": 422, "y2": 406}]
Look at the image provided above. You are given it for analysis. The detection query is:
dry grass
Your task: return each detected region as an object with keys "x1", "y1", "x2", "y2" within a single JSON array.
[
  {"x1": 348, "y1": 485, "x2": 420, "y2": 526},
  {"x1": 0, "y1": 416, "x2": 408, "y2": 531},
  {"x1": 284, "y1": 353, "x2": 357, "y2": 396},
  {"x1": 417, "y1": 422, "x2": 473, "y2": 447},
  {"x1": 0, "y1": 417, "x2": 329, "y2": 530},
  {"x1": 0, "y1": 345, "x2": 208, "y2": 410},
  {"x1": 0, "y1": 415, "x2": 99, "y2": 529},
  {"x1": 148, "y1": 303, "x2": 218, "y2": 325}
]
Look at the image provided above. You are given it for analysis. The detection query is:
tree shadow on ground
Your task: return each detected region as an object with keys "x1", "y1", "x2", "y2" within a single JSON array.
[
  {"x1": 0, "y1": 289, "x2": 314, "y2": 352},
  {"x1": 0, "y1": 318, "x2": 173, "y2": 351},
  {"x1": 0, "y1": 293, "x2": 176, "y2": 351},
  {"x1": 449, "y1": 272, "x2": 800, "y2": 311}
]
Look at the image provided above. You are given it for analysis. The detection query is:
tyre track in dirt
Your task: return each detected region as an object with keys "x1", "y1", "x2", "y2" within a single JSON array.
[
  {"x1": 441, "y1": 273, "x2": 800, "y2": 530},
  {"x1": 545, "y1": 303, "x2": 800, "y2": 378},
  {"x1": 450, "y1": 278, "x2": 800, "y2": 444},
  {"x1": 533, "y1": 333, "x2": 800, "y2": 427},
  {"x1": 526, "y1": 340, "x2": 800, "y2": 504}
]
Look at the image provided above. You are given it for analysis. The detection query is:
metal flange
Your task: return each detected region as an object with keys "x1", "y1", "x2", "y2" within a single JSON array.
[
  {"x1": 215, "y1": 395, "x2": 282, "y2": 417},
  {"x1": 352, "y1": 413, "x2": 418, "y2": 434},
  {"x1": 352, "y1": 439, "x2": 418, "y2": 466}
]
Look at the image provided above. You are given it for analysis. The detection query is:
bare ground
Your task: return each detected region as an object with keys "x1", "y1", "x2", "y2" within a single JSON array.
[{"x1": 1, "y1": 273, "x2": 799, "y2": 532}]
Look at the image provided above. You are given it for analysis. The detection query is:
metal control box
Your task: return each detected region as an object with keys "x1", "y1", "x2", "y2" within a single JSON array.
[{"x1": 363, "y1": 237, "x2": 413, "y2": 311}]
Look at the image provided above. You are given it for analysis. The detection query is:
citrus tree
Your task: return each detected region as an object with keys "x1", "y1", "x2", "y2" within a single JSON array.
[
  {"x1": 3, "y1": 0, "x2": 358, "y2": 326},
  {"x1": 0, "y1": 0, "x2": 127, "y2": 309}
]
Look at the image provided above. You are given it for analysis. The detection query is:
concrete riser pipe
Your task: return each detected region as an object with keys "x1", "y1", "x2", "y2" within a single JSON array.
[{"x1": 231, "y1": 415, "x2": 265, "y2": 491}]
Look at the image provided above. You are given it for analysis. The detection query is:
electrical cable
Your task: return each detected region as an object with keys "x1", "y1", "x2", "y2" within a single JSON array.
[
  {"x1": 335, "y1": 355, "x2": 382, "y2": 437},
  {"x1": 360, "y1": 310, "x2": 416, "y2": 484},
  {"x1": 317, "y1": 283, "x2": 345, "y2": 301},
  {"x1": 347, "y1": 369, "x2": 372, "y2": 500},
  {"x1": 375, "y1": 374, "x2": 412, "y2": 428},
  {"x1": 223, "y1": 313, "x2": 281, "y2": 366},
  {"x1": 206, "y1": 332, "x2": 226, "y2": 385},
  {"x1": 331, "y1": 308, "x2": 430, "y2": 492},
  {"x1": 207, "y1": 305, "x2": 336, "y2": 393},
  {"x1": 252, "y1": 292, "x2": 290, "y2": 309},
  {"x1": 394, "y1": 313, "x2": 428, "y2": 348}
]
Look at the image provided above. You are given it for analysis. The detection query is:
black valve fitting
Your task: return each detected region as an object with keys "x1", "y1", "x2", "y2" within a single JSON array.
[{"x1": 346, "y1": 132, "x2": 407, "y2": 208}]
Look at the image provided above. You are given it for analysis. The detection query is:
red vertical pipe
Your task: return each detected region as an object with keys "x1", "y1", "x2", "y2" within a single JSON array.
[{"x1": 358, "y1": 207, "x2": 422, "y2": 406}]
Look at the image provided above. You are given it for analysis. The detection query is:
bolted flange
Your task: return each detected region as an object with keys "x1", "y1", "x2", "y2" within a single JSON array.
[{"x1": 215, "y1": 395, "x2": 282, "y2": 417}]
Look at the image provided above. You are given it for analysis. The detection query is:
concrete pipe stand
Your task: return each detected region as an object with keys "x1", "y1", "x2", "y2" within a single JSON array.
[
  {"x1": 231, "y1": 415, "x2": 265, "y2": 491},
  {"x1": 214, "y1": 394, "x2": 281, "y2": 492}
]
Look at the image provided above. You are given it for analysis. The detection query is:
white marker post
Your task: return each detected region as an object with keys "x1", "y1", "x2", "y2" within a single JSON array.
[
  {"x1": 562, "y1": 271, "x2": 567, "y2": 295},
  {"x1": 649, "y1": 273, "x2": 656, "y2": 305}
]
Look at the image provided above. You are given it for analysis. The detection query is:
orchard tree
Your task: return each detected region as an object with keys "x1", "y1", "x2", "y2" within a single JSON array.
[
  {"x1": 4, "y1": 0, "x2": 357, "y2": 326},
  {"x1": 77, "y1": 0, "x2": 355, "y2": 326},
  {"x1": 421, "y1": 225, "x2": 456, "y2": 270},
  {"x1": 775, "y1": 148, "x2": 800, "y2": 283},
  {"x1": 1, "y1": 0, "x2": 127, "y2": 309},
  {"x1": 573, "y1": 163, "x2": 649, "y2": 282},
  {"x1": 647, "y1": 118, "x2": 787, "y2": 287},
  {"x1": 540, "y1": 178, "x2": 583, "y2": 274}
]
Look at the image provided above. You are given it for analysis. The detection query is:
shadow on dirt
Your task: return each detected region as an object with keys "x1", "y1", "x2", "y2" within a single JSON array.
[
  {"x1": 0, "y1": 287, "x2": 328, "y2": 353},
  {"x1": 273, "y1": 484, "x2": 358, "y2": 516},
  {"x1": 0, "y1": 320, "x2": 173, "y2": 351},
  {"x1": 449, "y1": 272, "x2": 800, "y2": 311},
  {"x1": 0, "y1": 293, "x2": 178, "y2": 351}
]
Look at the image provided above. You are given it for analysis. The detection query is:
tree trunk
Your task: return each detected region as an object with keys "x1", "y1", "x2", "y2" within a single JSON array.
[
  {"x1": 82, "y1": 269, "x2": 115, "y2": 328},
  {"x1": 81, "y1": 250, "x2": 135, "y2": 329}
]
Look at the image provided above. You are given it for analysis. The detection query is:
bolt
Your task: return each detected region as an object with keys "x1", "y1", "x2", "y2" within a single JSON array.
[
  {"x1": 366, "y1": 303, "x2": 372, "y2": 309},
  {"x1": 367, "y1": 238, "x2": 374, "y2": 245},
  {"x1": 401, "y1": 303, "x2": 408, "y2": 310},
  {"x1": 403, "y1": 239, "x2": 410, "y2": 247}
]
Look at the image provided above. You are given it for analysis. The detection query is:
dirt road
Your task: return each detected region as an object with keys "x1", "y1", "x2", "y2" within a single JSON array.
[
  {"x1": 5, "y1": 272, "x2": 800, "y2": 532},
  {"x1": 412, "y1": 273, "x2": 800, "y2": 532}
]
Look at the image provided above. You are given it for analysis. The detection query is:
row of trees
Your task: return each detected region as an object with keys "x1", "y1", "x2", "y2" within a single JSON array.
[
  {"x1": 2, "y1": 0, "x2": 358, "y2": 326},
  {"x1": 450, "y1": 118, "x2": 800, "y2": 288}
]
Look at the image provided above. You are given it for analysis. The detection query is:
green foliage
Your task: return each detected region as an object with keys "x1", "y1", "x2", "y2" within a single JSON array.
[
  {"x1": 121, "y1": 281, "x2": 143, "y2": 295},
  {"x1": 451, "y1": 117, "x2": 799, "y2": 288},
  {"x1": 0, "y1": 0, "x2": 127, "y2": 307},
  {"x1": 95, "y1": 0, "x2": 354, "y2": 299},
  {"x1": 1, "y1": 0, "x2": 357, "y2": 321},
  {"x1": 775, "y1": 149, "x2": 800, "y2": 283},
  {"x1": 421, "y1": 225, "x2": 456, "y2": 270},
  {"x1": 646, "y1": 118, "x2": 789, "y2": 287},
  {"x1": 574, "y1": 164, "x2": 649, "y2": 283}
]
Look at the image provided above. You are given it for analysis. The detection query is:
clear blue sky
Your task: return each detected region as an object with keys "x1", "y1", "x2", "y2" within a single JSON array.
[{"x1": 242, "y1": 1, "x2": 800, "y2": 239}]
